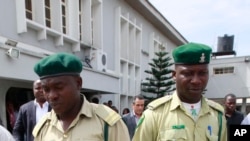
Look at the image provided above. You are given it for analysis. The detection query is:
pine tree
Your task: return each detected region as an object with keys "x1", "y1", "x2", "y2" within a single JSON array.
[{"x1": 141, "y1": 51, "x2": 175, "y2": 102}]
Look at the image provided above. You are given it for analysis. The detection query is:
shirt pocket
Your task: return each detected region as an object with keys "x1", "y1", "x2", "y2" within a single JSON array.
[
  {"x1": 206, "y1": 130, "x2": 218, "y2": 141},
  {"x1": 159, "y1": 129, "x2": 187, "y2": 141}
]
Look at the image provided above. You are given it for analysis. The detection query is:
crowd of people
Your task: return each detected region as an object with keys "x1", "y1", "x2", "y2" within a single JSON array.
[{"x1": 1, "y1": 42, "x2": 250, "y2": 141}]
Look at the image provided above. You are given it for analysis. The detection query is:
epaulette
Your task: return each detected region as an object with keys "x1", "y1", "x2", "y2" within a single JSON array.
[
  {"x1": 95, "y1": 105, "x2": 121, "y2": 126},
  {"x1": 147, "y1": 95, "x2": 172, "y2": 110},
  {"x1": 32, "y1": 112, "x2": 50, "y2": 137},
  {"x1": 206, "y1": 99, "x2": 224, "y2": 113}
]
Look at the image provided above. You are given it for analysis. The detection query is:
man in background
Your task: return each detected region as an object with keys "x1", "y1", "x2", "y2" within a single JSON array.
[
  {"x1": 108, "y1": 100, "x2": 113, "y2": 107},
  {"x1": 91, "y1": 97, "x2": 99, "y2": 104},
  {"x1": 122, "y1": 95, "x2": 145, "y2": 140},
  {"x1": 13, "y1": 79, "x2": 51, "y2": 141},
  {"x1": 224, "y1": 93, "x2": 244, "y2": 128}
]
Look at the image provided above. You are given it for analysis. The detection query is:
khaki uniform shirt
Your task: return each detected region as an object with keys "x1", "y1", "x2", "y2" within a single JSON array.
[
  {"x1": 133, "y1": 91, "x2": 227, "y2": 141},
  {"x1": 33, "y1": 96, "x2": 130, "y2": 141}
]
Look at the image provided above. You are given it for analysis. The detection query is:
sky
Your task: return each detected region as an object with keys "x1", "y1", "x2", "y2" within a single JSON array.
[{"x1": 149, "y1": 0, "x2": 250, "y2": 56}]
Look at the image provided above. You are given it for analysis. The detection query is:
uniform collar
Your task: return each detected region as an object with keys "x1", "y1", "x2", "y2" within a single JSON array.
[
  {"x1": 169, "y1": 91, "x2": 181, "y2": 111},
  {"x1": 79, "y1": 94, "x2": 94, "y2": 118},
  {"x1": 170, "y1": 91, "x2": 211, "y2": 115}
]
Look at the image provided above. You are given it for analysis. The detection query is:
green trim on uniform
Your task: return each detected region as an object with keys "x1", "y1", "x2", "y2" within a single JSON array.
[
  {"x1": 136, "y1": 115, "x2": 145, "y2": 128},
  {"x1": 218, "y1": 112, "x2": 222, "y2": 141},
  {"x1": 104, "y1": 122, "x2": 109, "y2": 141},
  {"x1": 207, "y1": 99, "x2": 223, "y2": 141}
]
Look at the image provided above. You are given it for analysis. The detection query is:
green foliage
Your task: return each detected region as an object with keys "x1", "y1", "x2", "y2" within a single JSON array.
[{"x1": 141, "y1": 51, "x2": 175, "y2": 103}]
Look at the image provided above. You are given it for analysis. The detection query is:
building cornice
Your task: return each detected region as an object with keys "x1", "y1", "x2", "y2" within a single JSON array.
[{"x1": 125, "y1": 0, "x2": 188, "y2": 46}]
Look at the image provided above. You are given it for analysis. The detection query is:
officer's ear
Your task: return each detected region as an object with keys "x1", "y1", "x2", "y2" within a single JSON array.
[
  {"x1": 74, "y1": 76, "x2": 82, "y2": 90},
  {"x1": 172, "y1": 70, "x2": 176, "y2": 80}
]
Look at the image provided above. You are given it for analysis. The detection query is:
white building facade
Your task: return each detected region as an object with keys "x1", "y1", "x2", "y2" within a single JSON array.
[
  {"x1": 0, "y1": 0, "x2": 187, "y2": 127},
  {"x1": 207, "y1": 55, "x2": 250, "y2": 114}
]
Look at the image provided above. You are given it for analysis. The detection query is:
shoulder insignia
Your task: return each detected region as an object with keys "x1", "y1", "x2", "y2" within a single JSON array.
[
  {"x1": 147, "y1": 95, "x2": 172, "y2": 110},
  {"x1": 206, "y1": 99, "x2": 224, "y2": 113},
  {"x1": 95, "y1": 105, "x2": 121, "y2": 126},
  {"x1": 32, "y1": 112, "x2": 50, "y2": 137}
]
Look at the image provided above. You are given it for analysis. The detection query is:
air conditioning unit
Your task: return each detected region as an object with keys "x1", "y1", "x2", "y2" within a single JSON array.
[{"x1": 91, "y1": 50, "x2": 107, "y2": 72}]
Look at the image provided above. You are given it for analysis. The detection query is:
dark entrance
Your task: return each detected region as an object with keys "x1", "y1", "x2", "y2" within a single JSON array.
[{"x1": 5, "y1": 87, "x2": 34, "y2": 132}]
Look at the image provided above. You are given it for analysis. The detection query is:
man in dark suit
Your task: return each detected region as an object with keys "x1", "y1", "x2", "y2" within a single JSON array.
[
  {"x1": 122, "y1": 95, "x2": 145, "y2": 140},
  {"x1": 13, "y1": 80, "x2": 51, "y2": 141}
]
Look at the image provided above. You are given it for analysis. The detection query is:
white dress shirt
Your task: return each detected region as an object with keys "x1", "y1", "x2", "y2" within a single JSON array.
[{"x1": 34, "y1": 100, "x2": 49, "y2": 123}]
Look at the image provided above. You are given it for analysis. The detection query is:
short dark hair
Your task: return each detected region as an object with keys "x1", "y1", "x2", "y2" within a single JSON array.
[
  {"x1": 91, "y1": 97, "x2": 99, "y2": 104},
  {"x1": 224, "y1": 93, "x2": 236, "y2": 100},
  {"x1": 122, "y1": 108, "x2": 130, "y2": 114},
  {"x1": 133, "y1": 95, "x2": 144, "y2": 103}
]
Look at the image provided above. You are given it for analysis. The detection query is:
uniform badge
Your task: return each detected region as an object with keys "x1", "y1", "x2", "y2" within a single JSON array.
[
  {"x1": 172, "y1": 124, "x2": 185, "y2": 129},
  {"x1": 199, "y1": 53, "x2": 205, "y2": 63}
]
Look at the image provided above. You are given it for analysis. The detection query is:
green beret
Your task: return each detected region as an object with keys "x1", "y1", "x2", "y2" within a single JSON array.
[
  {"x1": 172, "y1": 42, "x2": 212, "y2": 65},
  {"x1": 34, "y1": 53, "x2": 83, "y2": 79}
]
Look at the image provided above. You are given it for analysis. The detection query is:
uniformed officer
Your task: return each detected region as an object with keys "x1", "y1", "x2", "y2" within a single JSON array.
[
  {"x1": 32, "y1": 53, "x2": 130, "y2": 141},
  {"x1": 133, "y1": 43, "x2": 227, "y2": 141}
]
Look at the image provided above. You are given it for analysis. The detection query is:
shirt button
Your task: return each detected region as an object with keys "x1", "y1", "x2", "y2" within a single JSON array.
[{"x1": 63, "y1": 134, "x2": 68, "y2": 138}]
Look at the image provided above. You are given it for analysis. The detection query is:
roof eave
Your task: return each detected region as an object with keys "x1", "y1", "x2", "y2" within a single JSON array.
[{"x1": 125, "y1": 0, "x2": 188, "y2": 46}]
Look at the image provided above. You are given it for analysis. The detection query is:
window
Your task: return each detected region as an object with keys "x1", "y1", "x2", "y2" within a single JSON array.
[
  {"x1": 18, "y1": 0, "x2": 90, "y2": 51},
  {"x1": 213, "y1": 67, "x2": 234, "y2": 74},
  {"x1": 153, "y1": 38, "x2": 166, "y2": 59},
  {"x1": 25, "y1": 0, "x2": 32, "y2": 20},
  {"x1": 91, "y1": 0, "x2": 102, "y2": 47},
  {"x1": 61, "y1": 0, "x2": 67, "y2": 34},
  {"x1": 118, "y1": 8, "x2": 142, "y2": 96},
  {"x1": 45, "y1": 0, "x2": 51, "y2": 27},
  {"x1": 153, "y1": 38, "x2": 165, "y2": 52},
  {"x1": 79, "y1": 0, "x2": 82, "y2": 40}
]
